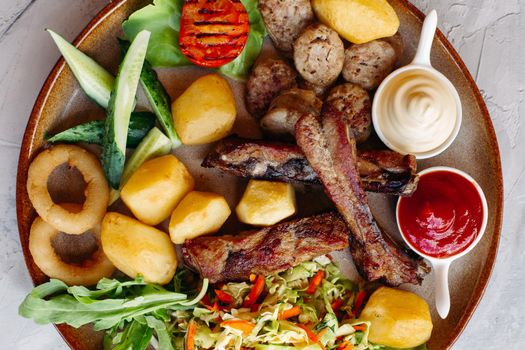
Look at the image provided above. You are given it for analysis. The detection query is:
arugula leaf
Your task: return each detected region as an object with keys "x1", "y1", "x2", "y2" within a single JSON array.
[
  {"x1": 145, "y1": 316, "x2": 175, "y2": 350},
  {"x1": 19, "y1": 277, "x2": 208, "y2": 331},
  {"x1": 113, "y1": 319, "x2": 153, "y2": 350},
  {"x1": 122, "y1": 0, "x2": 266, "y2": 79}
]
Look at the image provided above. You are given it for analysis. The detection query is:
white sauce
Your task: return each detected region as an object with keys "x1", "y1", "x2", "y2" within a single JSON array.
[{"x1": 377, "y1": 69, "x2": 457, "y2": 154}]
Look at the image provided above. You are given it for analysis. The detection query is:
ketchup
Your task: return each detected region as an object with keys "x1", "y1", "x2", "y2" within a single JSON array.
[{"x1": 398, "y1": 170, "x2": 484, "y2": 258}]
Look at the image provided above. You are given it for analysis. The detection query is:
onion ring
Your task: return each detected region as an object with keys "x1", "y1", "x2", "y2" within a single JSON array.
[
  {"x1": 27, "y1": 144, "x2": 109, "y2": 234},
  {"x1": 29, "y1": 205, "x2": 115, "y2": 286}
]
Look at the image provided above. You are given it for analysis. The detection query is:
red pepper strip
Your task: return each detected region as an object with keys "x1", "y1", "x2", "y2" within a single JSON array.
[
  {"x1": 242, "y1": 274, "x2": 265, "y2": 308},
  {"x1": 215, "y1": 289, "x2": 234, "y2": 304},
  {"x1": 185, "y1": 319, "x2": 198, "y2": 350},
  {"x1": 306, "y1": 270, "x2": 325, "y2": 294},
  {"x1": 205, "y1": 301, "x2": 220, "y2": 312},
  {"x1": 200, "y1": 294, "x2": 211, "y2": 307},
  {"x1": 297, "y1": 324, "x2": 319, "y2": 343},
  {"x1": 353, "y1": 291, "x2": 367, "y2": 316},
  {"x1": 250, "y1": 303, "x2": 261, "y2": 312},
  {"x1": 331, "y1": 299, "x2": 344, "y2": 312},
  {"x1": 352, "y1": 324, "x2": 367, "y2": 332}
]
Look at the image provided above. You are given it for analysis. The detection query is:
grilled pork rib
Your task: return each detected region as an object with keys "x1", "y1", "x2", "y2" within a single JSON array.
[
  {"x1": 182, "y1": 212, "x2": 349, "y2": 283},
  {"x1": 202, "y1": 137, "x2": 418, "y2": 196},
  {"x1": 295, "y1": 109, "x2": 429, "y2": 286}
]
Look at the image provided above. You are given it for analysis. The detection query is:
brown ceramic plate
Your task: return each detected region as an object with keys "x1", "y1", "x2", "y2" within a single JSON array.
[{"x1": 16, "y1": 0, "x2": 503, "y2": 349}]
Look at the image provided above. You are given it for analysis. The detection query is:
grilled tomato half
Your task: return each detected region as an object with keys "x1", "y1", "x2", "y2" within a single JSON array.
[{"x1": 179, "y1": 0, "x2": 250, "y2": 68}]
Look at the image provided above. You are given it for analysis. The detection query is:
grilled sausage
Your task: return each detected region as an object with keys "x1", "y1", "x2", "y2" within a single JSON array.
[
  {"x1": 260, "y1": 88, "x2": 322, "y2": 138},
  {"x1": 342, "y1": 40, "x2": 397, "y2": 90},
  {"x1": 324, "y1": 83, "x2": 372, "y2": 144},
  {"x1": 259, "y1": 0, "x2": 314, "y2": 56},
  {"x1": 245, "y1": 58, "x2": 298, "y2": 118},
  {"x1": 294, "y1": 23, "x2": 344, "y2": 88}
]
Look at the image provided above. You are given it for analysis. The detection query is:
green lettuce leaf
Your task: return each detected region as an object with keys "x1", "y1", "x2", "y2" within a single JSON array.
[
  {"x1": 122, "y1": 0, "x2": 266, "y2": 79},
  {"x1": 122, "y1": 0, "x2": 189, "y2": 67}
]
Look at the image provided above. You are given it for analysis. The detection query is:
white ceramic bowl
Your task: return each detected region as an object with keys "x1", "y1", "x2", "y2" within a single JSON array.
[
  {"x1": 372, "y1": 10, "x2": 462, "y2": 159},
  {"x1": 396, "y1": 166, "x2": 488, "y2": 318}
]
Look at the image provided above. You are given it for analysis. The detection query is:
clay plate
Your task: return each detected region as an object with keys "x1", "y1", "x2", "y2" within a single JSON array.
[{"x1": 16, "y1": 0, "x2": 503, "y2": 349}]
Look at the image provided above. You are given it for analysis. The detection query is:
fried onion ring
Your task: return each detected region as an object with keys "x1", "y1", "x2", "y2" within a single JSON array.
[
  {"x1": 29, "y1": 206, "x2": 115, "y2": 286},
  {"x1": 27, "y1": 144, "x2": 109, "y2": 234}
]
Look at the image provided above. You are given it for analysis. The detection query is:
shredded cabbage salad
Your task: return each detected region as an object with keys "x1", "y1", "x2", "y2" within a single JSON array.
[{"x1": 167, "y1": 256, "x2": 387, "y2": 350}]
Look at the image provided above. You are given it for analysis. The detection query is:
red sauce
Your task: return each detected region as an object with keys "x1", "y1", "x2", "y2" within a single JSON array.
[{"x1": 398, "y1": 170, "x2": 484, "y2": 258}]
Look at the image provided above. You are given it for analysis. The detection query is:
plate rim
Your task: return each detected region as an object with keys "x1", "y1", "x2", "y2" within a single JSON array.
[{"x1": 15, "y1": 0, "x2": 504, "y2": 349}]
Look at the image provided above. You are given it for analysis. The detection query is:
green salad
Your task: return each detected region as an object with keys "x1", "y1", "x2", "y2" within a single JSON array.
[{"x1": 20, "y1": 256, "x2": 426, "y2": 350}]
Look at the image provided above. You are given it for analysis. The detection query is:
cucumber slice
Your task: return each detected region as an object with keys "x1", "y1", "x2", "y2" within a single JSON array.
[
  {"x1": 119, "y1": 39, "x2": 181, "y2": 147},
  {"x1": 108, "y1": 127, "x2": 172, "y2": 205},
  {"x1": 47, "y1": 112, "x2": 155, "y2": 147},
  {"x1": 102, "y1": 30, "x2": 151, "y2": 189},
  {"x1": 47, "y1": 29, "x2": 115, "y2": 108}
]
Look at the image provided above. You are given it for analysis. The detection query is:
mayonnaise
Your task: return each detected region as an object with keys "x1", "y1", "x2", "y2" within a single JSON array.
[{"x1": 376, "y1": 68, "x2": 458, "y2": 154}]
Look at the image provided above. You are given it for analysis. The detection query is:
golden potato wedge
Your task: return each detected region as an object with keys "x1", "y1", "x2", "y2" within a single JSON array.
[
  {"x1": 312, "y1": 0, "x2": 400, "y2": 44},
  {"x1": 236, "y1": 180, "x2": 296, "y2": 226},
  {"x1": 360, "y1": 287, "x2": 433, "y2": 348},
  {"x1": 121, "y1": 155, "x2": 194, "y2": 226},
  {"x1": 101, "y1": 212, "x2": 177, "y2": 284},
  {"x1": 169, "y1": 191, "x2": 231, "y2": 244},
  {"x1": 172, "y1": 74, "x2": 237, "y2": 145}
]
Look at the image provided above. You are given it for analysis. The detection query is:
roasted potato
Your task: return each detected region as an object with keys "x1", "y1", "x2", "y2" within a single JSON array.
[
  {"x1": 169, "y1": 191, "x2": 231, "y2": 244},
  {"x1": 121, "y1": 155, "x2": 194, "y2": 225},
  {"x1": 311, "y1": 0, "x2": 400, "y2": 44},
  {"x1": 172, "y1": 74, "x2": 236, "y2": 145},
  {"x1": 236, "y1": 180, "x2": 296, "y2": 226},
  {"x1": 360, "y1": 287, "x2": 433, "y2": 348},
  {"x1": 101, "y1": 212, "x2": 177, "y2": 284}
]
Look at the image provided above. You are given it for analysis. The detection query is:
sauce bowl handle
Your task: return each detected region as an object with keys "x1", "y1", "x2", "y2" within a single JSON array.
[
  {"x1": 433, "y1": 259, "x2": 451, "y2": 319},
  {"x1": 412, "y1": 10, "x2": 438, "y2": 67}
]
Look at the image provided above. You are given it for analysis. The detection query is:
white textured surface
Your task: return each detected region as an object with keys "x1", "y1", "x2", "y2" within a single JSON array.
[{"x1": 0, "y1": 0, "x2": 523, "y2": 349}]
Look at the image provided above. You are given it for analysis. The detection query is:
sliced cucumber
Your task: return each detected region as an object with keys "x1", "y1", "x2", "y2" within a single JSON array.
[
  {"x1": 119, "y1": 39, "x2": 181, "y2": 147},
  {"x1": 102, "y1": 30, "x2": 151, "y2": 189},
  {"x1": 47, "y1": 29, "x2": 115, "y2": 108},
  {"x1": 108, "y1": 127, "x2": 172, "y2": 205},
  {"x1": 47, "y1": 112, "x2": 155, "y2": 147}
]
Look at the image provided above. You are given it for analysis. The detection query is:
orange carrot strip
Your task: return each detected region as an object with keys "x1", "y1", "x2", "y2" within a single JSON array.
[
  {"x1": 278, "y1": 306, "x2": 302, "y2": 320},
  {"x1": 220, "y1": 319, "x2": 256, "y2": 336},
  {"x1": 337, "y1": 341, "x2": 353, "y2": 350},
  {"x1": 185, "y1": 319, "x2": 198, "y2": 350}
]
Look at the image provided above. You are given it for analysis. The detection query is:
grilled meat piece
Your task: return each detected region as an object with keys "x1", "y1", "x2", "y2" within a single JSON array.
[
  {"x1": 295, "y1": 108, "x2": 429, "y2": 286},
  {"x1": 324, "y1": 83, "x2": 372, "y2": 144},
  {"x1": 260, "y1": 88, "x2": 322, "y2": 139},
  {"x1": 245, "y1": 58, "x2": 298, "y2": 118},
  {"x1": 202, "y1": 137, "x2": 418, "y2": 196},
  {"x1": 259, "y1": 0, "x2": 314, "y2": 56},
  {"x1": 182, "y1": 212, "x2": 349, "y2": 283},
  {"x1": 342, "y1": 40, "x2": 397, "y2": 91},
  {"x1": 294, "y1": 23, "x2": 344, "y2": 88}
]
